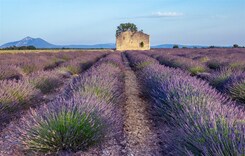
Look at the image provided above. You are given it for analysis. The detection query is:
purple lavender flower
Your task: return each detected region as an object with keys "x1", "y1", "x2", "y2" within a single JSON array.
[
  {"x1": 15, "y1": 94, "x2": 116, "y2": 153},
  {"x1": 0, "y1": 65, "x2": 22, "y2": 80},
  {"x1": 26, "y1": 70, "x2": 63, "y2": 94},
  {"x1": 126, "y1": 52, "x2": 245, "y2": 155}
]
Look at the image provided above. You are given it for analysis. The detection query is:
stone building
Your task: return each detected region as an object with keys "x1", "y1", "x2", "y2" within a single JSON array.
[{"x1": 116, "y1": 31, "x2": 150, "y2": 51}]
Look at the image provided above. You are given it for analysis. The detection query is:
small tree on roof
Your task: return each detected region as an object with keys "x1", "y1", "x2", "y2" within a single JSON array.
[{"x1": 116, "y1": 23, "x2": 138, "y2": 37}]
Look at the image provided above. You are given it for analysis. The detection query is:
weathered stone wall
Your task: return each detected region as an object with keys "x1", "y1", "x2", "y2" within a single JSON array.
[{"x1": 116, "y1": 31, "x2": 150, "y2": 51}]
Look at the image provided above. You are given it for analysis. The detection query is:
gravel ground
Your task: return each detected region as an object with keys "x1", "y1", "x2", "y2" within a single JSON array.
[
  {"x1": 0, "y1": 54, "x2": 166, "y2": 155},
  {"x1": 122, "y1": 54, "x2": 162, "y2": 156}
]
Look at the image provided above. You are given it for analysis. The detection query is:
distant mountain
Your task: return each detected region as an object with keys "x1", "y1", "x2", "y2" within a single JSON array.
[
  {"x1": 0, "y1": 37, "x2": 58, "y2": 49},
  {"x1": 0, "y1": 37, "x2": 116, "y2": 49},
  {"x1": 151, "y1": 44, "x2": 208, "y2": 49},
  {"x1": 1, "y1": 37, "x2": 213, "y2": 49}
]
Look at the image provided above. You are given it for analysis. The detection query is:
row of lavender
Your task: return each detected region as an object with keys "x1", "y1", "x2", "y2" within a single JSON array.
[
  {"x1": 150, "y1": 48, "x2": 245, "y2": 71},
  {"x1": 0, "y1": 51, "x2": 106, "y2": 128},
  {"x1": 145, "y1": 49, "x2": 245, "y2": 104},
  {"x1": 0, "y1": 51, "x2": 106, "y2": 80},
  {"x1": 3, "y1": 53, "x2": 124, "y2": 155},
  {"x1": 126, "y1": 51, "x2": 245, "y2": 155}
]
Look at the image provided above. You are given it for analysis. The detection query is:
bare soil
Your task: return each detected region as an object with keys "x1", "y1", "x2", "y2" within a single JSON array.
[
  {"x1": 0, "y1": 53, "x2": 165, "y2": 156},
  {"x1": 121, "y1": 54, "x2": 162, "y2": 156}
]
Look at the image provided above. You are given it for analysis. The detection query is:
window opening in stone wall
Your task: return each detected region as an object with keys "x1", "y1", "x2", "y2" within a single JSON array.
[{"x1": 140, "y1": 42, "x2": 144, "y2": 48}]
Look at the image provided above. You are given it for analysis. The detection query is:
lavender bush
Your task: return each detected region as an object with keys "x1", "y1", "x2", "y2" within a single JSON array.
[
  {"x1": 20, "y1": 63, "x2": 44, "y2": 74},
  {"x1": 229, "y1": 61, "x2": 245, "y2": 71},
  {"x1": 193, "y1": 56, "x2": 210, "y2": 63},
  {"x1": 224, "y1": 71, "x2": 245, "y2": 103},
  {"x1": 0, "y1": 80, "x2": 40, "y2": 106},
  {"x1": 146, "y1": 49, "x2": 245, "y2": 105},
  {"x1": 8, "y1": 53, "x2": 124, "y2": 154},
  {"x1": 0, "y1": 65, "x2": 22, "y2": 80},
  {"x1": 60, "y1": 62, "x2": 83, "y2": 75},
  {"x1": 98, "y1": 52, "x2": 125, "y2": 69},
  {"x1": 126, "y1": 52, "x2": 245, "y2": 155},
  {"x1": 64, "y1": 53, "x2": 124, "y2": 104},
  {"x1": 43, "y1": 58, "x2": 66, "y2": 70},
  {"x1": 146, "y1": 48, "x2": 245, "y2": 72},
  {"x1": 154, "y1": 54, "x2": 207, "y2": 75},
  {"x1": 26, "y1": 71, "x2": 63, "y2": 94},
  {"x1": 208, "y1": 67, "x2": 233, "y2": 90},
  {"x1": 0, "y1": 51, "x2": 107, "y2": 76},
  {"x1": 65, "y1": 64, "x2": 123, "y2": 104},
  {"x1": 59, "y1": 58, "x2": 100, "y2": 75},
  {"x1": 0, "y1": 80, "x2": 40, "y2": 123},
  {"x1": 126, "y1": 51, "x2": 159, "y2": 70},
  {"x1": 206, "y1": 59, "x2": 226, "y2": 70},
  {"x1": 16, "y1": 95, "x2": 113, "y2": 153}
]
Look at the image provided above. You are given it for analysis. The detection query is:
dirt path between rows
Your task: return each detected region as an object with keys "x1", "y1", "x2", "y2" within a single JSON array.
[
  {"x1": 1, "y1": 53, "x2": 164, "y2": 155},
  {"x1": 122, "y1": 53, "x2": 162, "y2": 156}
]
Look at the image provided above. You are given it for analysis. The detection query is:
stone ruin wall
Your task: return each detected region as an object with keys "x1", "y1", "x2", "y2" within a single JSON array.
[{"x1": 116, "y1": 31, "x2": 150, "y2": 51}]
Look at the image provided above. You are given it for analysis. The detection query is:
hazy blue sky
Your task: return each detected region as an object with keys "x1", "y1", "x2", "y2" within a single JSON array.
[{"x1": 0, "y1": 0, "x2": 244, "y2": 46}]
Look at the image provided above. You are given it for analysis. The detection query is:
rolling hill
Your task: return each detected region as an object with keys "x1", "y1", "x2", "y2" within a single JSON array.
[{"x1": 0, "y1": 37, "x2": 116, "y2": 49}]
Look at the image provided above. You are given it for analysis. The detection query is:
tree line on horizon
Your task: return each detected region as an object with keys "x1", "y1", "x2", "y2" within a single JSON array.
[{"x1": 2, "y1": 45, "x2": 37, "y2": 50}]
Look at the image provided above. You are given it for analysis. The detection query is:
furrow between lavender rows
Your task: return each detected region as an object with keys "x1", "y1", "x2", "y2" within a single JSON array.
[
  {"x1": 121, "y1": 53, "x2": 162, "y2": 155},
  {"x1": 126, "y1": 51, "x2": 245, "y2": 156},
  {"x1": 0, "y1": 52, "x2": 125, "y2": 155},
  {"x1": 0, "y1": 53, "x2": 104, "y2": 129},
  {"x1": 0, "y1": 51, "x2": 106, "y2": 131},
  {"x1": 145, "y1": 50, "x2": 245, "y2": 106}
]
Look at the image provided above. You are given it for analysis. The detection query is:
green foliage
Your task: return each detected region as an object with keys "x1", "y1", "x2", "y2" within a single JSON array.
[
  {"x1": 34, "y1": 78, "x2": 61, "y2": 94},
  {"x1": 188, "y1": 66, "x2": 206, "y2": 75},
  {"x1": 0, "y1": 89, "x2": 25, "y2": 106},
  {"x1": 199, "y1": 57, "x2": 209, "y2": 63},
  {"x1": 116, "y1": 23, "x2": 138, "y2": 37},
  {"x1": 21, "y1": 65, "x2": 38, "y2": 74},
  {"x1": 207, "y1": 60, "x2": 222, "y2": 70},
  {"x1": 25, "y1": 109, "x2": 104, "y2": 152},
  {"x1": 0, "y1": 80, "x2": 39, "y2": 111},
  {"x1": 44, "y1": 58, "x2": 65, "y2": 70},
  {"x1": 228, "y1": 81, "x2": 245, "y2": 103},
  {"x1": 85, "y1": 86, "x2": 111, "y2": 100},
  {"x1": 136, "y1": 61, "x2": 153, "y2": 70},
  {"x1": 173, "y1": 45, "x2": 179, "y2": 49},
  {"x1": 65, "y1": 65, "x2": 81, "y2": 75},
  {"x1": 233, "y1": 44, "x2": 239, "y2": 48},
  {"x1": 3, "y1": 46, "x2": 36, "y2": 50},
  {"x1": 210, "y1": 69, "x2": 232, "y2": 89},
  {"x1": 229, "y1": 62, "x2": 245, "y2": 70},
  {"x1": 27, "y1": 71, "x2": 63, "y2": 94}
]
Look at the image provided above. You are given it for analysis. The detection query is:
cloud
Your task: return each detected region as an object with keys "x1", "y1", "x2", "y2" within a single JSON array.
[
  {"x1": 134, "y1": 12, "x2": 184, "y2": 19},
  {"x1": 116, "y1": 12, "x2": 183, "y2": 20},
  {"x1": 151, "y1": 12, "x2": 184, "y2": 17}
]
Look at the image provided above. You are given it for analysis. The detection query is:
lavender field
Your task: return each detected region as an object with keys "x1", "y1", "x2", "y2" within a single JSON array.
[{"x1": 0, "y1": 49, "x2": 244, "y2": 156}]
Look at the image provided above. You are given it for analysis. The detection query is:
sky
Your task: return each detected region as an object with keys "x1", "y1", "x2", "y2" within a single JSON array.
[{"x1": 0, "y1": 0, "x2": 244, "y2": 46}]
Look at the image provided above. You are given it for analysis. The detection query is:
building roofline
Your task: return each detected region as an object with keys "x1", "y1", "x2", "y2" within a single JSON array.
[{"x1": 117, "y1": 30, "x2": 149, "y2": 37}]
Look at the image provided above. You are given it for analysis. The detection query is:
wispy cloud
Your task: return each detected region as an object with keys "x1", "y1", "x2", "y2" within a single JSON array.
[
  {"x1": 134, "y1": 12, "x2": 184, "y2": 19},
  {"x1": 151, "y1": 12, "x2": 184, "y2": 17},
  {"x1": 116, "y1": 11, "x2": 184, "y2": 20}
]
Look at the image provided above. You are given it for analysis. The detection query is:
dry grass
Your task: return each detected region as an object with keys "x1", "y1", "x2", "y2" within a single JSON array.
[{"x1": 0, "y1": 49, "x2": 114, "y2": 54}]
